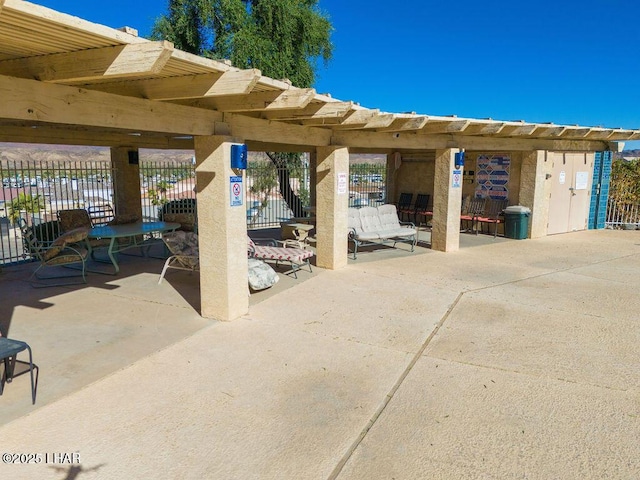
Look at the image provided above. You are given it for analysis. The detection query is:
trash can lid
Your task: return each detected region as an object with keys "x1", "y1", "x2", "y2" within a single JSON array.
[{"x1": 504, "y1": 205, "x2": 531, "y2": 214}]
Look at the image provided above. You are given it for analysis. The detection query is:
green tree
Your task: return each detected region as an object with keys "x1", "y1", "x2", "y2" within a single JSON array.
[
  {"x1": 151, "y1": 0, "x2": 332, "y2": 88},
  {"x1": 152, "y1": 0, "x2": 333, "y2": 217},
  {"x1": 7, "y1": 193, "x2": 46, "y2": 225}
]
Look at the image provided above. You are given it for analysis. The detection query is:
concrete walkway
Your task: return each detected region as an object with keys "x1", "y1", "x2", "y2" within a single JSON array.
[{"x1": 1, "y1": 230, "x2": 639, "y2": 479}]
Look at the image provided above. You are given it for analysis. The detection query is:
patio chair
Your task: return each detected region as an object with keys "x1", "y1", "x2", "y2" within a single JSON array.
[
  {"x1": 87, "y1": 204, "x2": 115, "y2": 226},
  {"x1": 476, "y1": 199, "x2": 509, "y2": 237},
  {"x1": 460, "y1": 197, "x2": 486, "y2": 233},
  {"x1": 396, "y1": 192, "x2": 414, "y2": 221},
  {"x1": 412, "y1": 193, "x2": 432, "y2": 227},
  {"x1": 58, "y1": 208, "x2": 111, "y2": 255},
  {"x1": 158, "y1": 231, "x2": 199, "y2": 284},
  {"x1": 247, "y1": 236, "x2": 313, "y2": 279},
  {"x1": 0, "y1": 332, "x2": 38, "y2": 405},
  {"x1": 19, "y1": 219, "x2": 89, "y2": 288}
]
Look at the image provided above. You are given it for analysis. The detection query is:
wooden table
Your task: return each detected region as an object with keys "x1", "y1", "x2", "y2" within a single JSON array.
[{"x1": 88, "y1": 221, "x2": 179, "y2": 274}]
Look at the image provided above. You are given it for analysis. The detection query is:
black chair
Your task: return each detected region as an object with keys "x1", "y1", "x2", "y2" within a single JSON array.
[
  {"x1": 412, "y1": 193, "x2": 432, "y2": 226},
  {"x1": 0, "y1": 335, "x2": 38, "y2": 405},
  {"x1": 396, "y1": 193, "x2": 414, "y2": 221}
]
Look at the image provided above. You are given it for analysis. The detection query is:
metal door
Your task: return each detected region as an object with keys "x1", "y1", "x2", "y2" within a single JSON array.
[{"x1": 547, "y1": 153, "x2": 594, "y2": 234}]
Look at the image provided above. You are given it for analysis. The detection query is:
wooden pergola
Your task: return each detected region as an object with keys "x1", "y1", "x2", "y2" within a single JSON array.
[{"x1": 1, "y1": 0, "x2": 639, "y2": 320}]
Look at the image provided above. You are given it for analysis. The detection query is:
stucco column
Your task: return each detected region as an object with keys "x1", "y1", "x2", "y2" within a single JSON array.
[
  {"x1": 308, "y1": 151, "x2": 317, "y2": 209},
  {"x1": 111, "y1": 147, "x2": 142, "y2": 219},
  {"x1": 431, "y1": 148, "x2": 463, "y2": 252},
  {"x1": 315, "y1": 146, "x2": 349, "y2": 270},
  {"x1": 194, "y1": 136, "x2": 248, "y2": 321},
  {"x1": 519, "y1": 150, "x2": 551, "y2": 238}
]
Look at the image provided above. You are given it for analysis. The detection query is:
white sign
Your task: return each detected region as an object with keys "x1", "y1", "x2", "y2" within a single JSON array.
[
  {"x1": 337, "y1": 173, "x2": 348, "y2": 195},
  {"x1": 559, "y1": 171, "x2": 566, "y2": 185},
  {"x1": 230, "y1": 175, "x2": 243, "y2": 207},
  {"x1": 575, "y1": 171, "x2": 589, "y2": 190},
  {"x1": 452, "y1": 169, "x2": 462, "y2": 188}
]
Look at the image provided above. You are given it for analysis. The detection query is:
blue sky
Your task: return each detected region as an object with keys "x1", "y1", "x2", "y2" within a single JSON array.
[{"x1": 33, "y1": 0, "x2": 640, "y2": 149}]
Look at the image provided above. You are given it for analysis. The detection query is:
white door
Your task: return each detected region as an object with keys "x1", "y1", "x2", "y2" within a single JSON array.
[{"x1": 548, "y1": 152, "x2": 593, "y2": 235}]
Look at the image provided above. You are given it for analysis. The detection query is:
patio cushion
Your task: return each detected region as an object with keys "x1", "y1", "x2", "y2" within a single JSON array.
[
  {"x1": 358, "y1": 207, "x2": 383, "y2": 233},
  {"x1": 248, "y1": 258, "x2": 279, "y2": 291},
  {"x1": 252, "y1": 245, "x2": 313, "y2": 264},
  {"x1": 377, "y1": 204, "x2": 402, "y2": 229}
]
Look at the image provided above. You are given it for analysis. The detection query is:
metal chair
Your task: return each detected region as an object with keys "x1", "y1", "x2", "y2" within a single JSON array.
[
  {"x1": 19, "y1": 219, "x2": 89, "y2": 288},
  {"x1": 0, "y1": 334, "x2": 39, "y2": 405},
  {"x1": 396, "y1": 192, "x2": 414, "y2": 221},
  {"x1": 158, "y1": 231, "x2": 199, "y2": 284},
  {"x1": 460, "y1": 197, "x2": 486, "y2": 233},
  {"x1": 412, "y1": 193, "x2": 432, "y2": 227},
  {"x1": 476, "y1": 199, "x2": 509, "y2": 237}
]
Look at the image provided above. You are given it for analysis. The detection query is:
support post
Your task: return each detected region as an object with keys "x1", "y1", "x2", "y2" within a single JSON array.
[
  {"x1": 111, "y1": 147, "x2": 142, "y2": 219},
  {"x1": 431, "y1": 148, "x2": 462, "y2": 252},
  {"x1": 519, "y1": 150, "x2": 551, "y2": 238},
  {"x1": 194, "y1": 136, "x2": 248, "y2": 321},
  {"x1": 315, "y1": 146, "x2": 349, "y2": 270}
]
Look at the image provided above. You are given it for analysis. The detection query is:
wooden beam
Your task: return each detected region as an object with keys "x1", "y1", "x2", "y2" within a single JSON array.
[
  {"x1": 83, "y1": 70, "x2": 261, "y2": 100},
  {"x1": 332, "y1": 129, "x2": 612, "y2": 152},
  {"x1": 0, "y1": 74, "x2": 222, "y2": 136},
  {"x1": 225, "y1": 112, "x2": 332, "y2": 147},
  {"x1": 0, "y1": 124, "x2": 193, "y2": 149},
  {"x1": 0, "y1": 0, "x2": 5, "y2": 17},
  {"x1": 180, "y1": 88, "x2": 315, "y2": 112},
  {"x1": 262, "y1": 101, "x2": 354, "y2": 121},
  {"x1": 0, "y1": 41, "x2": 174, "y2": 82}
]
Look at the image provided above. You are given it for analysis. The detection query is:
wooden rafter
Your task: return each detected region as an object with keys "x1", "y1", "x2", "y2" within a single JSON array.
[
  {"x1": 263, "y1": 101, "x2": 355, "y2": 121},
  {"x1": 83, "y1": 70, "x2": 261, "y2": 100},
  {"x1": 497, "y1": 124, "x2": 539, "y2": 137},
  {"x1": 377, "y1": 116, "x2": 428, "y2": 132},
  {"x1": 420, "y1": 119, "x2": 470, "y2": 134},
  {"x1": 179, "y1": 88, "x2": 315, "y2": 112},
  {"x1": 459, "y1": 122, "x2": 506, "y2": 135},
  {"x1": 0, "y1": 41, "x2": 174, "y2": 82}
]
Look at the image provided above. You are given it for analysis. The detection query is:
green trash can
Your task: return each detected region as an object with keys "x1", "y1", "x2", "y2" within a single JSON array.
[{"x1": 503, "y1": 205, "x2": 531, "y2": 239}]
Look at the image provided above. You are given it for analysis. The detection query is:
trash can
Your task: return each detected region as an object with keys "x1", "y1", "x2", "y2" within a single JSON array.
[{"x1": 503, "y1": 205, "x2": 531, "y2": 239}]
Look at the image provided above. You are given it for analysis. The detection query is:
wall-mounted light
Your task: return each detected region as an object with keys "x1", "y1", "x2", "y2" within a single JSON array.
[{"x1": 230, "y1": 144, "x2": 248, "y2": 169}]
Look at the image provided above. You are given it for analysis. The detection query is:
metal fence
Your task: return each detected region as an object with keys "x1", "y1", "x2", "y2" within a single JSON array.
[
  {"x1": 1, "y1": 159, "x2": 113, "y2": 264},
  {"x1": 348, "y1": 163, "x2": 386, "y2": 208},
  {"x1": 605, "y1": 159, "x2": 640, "y2": 229},
  {"x1": 0, "y1": 156, "x2": 389, "y2": 265}
]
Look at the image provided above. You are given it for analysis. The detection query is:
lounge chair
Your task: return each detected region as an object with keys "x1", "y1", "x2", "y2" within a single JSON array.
[{"x1": 247, "y1": 236, "x2": 313, "y2": 279}]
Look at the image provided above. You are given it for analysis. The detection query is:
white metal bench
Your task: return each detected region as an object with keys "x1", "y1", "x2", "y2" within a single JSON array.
[{"x1": 348, "y1": 204, "x2": 417, "y2": 259}]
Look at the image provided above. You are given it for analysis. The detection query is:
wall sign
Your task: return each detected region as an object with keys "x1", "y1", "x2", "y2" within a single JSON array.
[
  {"x1": 575, "y1": 171, "x2": 589, "y2": 190},
  {"x1": 337, "y1": 172, "x2": 348, "y2": 195},
  {"x1": 230, "y1": 175, "x2": 243, "y2": 207},
  {"x1": 475, "y1": 154, "x2": 510, "y2": 200},
  {"x1": 452, "y1": 170, "x2": 462, "y2": 188}
]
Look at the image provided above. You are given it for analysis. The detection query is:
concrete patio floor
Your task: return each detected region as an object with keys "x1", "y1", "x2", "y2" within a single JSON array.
[{"x1": 0, "y1": 229, "x2": 639, "y2": 479}]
